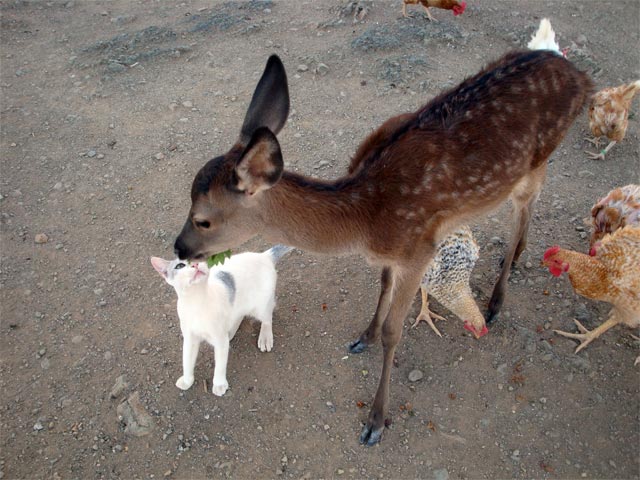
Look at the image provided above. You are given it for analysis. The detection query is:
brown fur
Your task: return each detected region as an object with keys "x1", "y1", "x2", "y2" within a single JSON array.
[{"x1": 175, "y1": 50, "x2": 593, "y2": 445}]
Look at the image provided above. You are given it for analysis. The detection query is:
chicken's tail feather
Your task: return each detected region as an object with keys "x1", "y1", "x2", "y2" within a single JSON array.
[{"x1": 528, "y1": 18, "x2": 561, "y2": 55}]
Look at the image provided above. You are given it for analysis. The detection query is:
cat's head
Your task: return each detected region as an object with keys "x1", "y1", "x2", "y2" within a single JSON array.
[{"x1": 150, "y1": 257, "x2": 209, "y2": 289}]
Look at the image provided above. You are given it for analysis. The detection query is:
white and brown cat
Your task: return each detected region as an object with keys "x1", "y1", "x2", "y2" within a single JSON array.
[{"x1": 150, "y1": 245, "x2": 291, "y2": 396}]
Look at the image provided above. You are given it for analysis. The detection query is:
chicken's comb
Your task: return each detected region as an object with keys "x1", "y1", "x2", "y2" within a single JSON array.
[
  {"x1": 543, "y1": 245, "x2": 560, "y2": 260},
  {"x1": 453, "y1": 1, "x2": 467, "y2": 15}
]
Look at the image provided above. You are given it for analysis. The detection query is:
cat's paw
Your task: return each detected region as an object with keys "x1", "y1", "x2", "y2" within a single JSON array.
[
  {"x1": 212, "y1": 381, "x2": 229, "y2": 396},
  {"x1": 258, "y1": 326, "x2": 273, "y2": 352},
  {"x1": 175, "y1": 375, "x2": 194, "y2": 390}
]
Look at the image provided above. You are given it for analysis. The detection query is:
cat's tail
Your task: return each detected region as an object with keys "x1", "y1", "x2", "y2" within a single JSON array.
[{"x1": 266, "y1": 244, "x2": 293, "y2": 264}]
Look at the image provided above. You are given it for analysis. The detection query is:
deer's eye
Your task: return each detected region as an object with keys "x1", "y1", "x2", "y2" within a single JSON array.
[
  {"x1": 175, "y1": 263, "x2": 186, "y2": 269},
  {"x1": 195, "y1": 220, "x2": 211, "y2": 229}
]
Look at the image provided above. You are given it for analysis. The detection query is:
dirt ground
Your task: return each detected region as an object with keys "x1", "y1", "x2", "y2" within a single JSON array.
[{"x1": 1, "y1": 0, "x2": 639, "y2": 479}]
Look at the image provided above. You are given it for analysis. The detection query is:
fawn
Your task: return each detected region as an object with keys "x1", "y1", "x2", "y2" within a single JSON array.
[{"x1": 174, "y1": 52, "x2": 592, "y2": 445}]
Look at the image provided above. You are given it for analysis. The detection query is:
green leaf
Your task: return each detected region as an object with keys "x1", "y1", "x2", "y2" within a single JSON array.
[{"x1": 206, "y1": 249, "x2": 232, "y2": 268}]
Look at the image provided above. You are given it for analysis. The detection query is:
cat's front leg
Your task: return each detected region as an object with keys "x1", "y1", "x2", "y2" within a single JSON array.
[
  {"x1": 211, "y1": 338, "x2": 230, "y2": 396},
  {"x1": 258, "y1": 321, "x2": 273, "y2": 352},
  {"x1": 176, "y1": 333, "x2": 200, "y2": 391}
]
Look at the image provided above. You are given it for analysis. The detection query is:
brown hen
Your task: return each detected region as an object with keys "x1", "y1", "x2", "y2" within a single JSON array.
[
  {"x1": 585, "y1": 80, "x2": 640, "y2": 160},
  {"x1": 542, "y1": 226, "x2": 640, "y2": 358},
  {"x1": 402, "y1": 0, "x2": 466, "y2": 21},
  {"x1": 590, "y1": 184, "x2": 640, "y2": 248}
]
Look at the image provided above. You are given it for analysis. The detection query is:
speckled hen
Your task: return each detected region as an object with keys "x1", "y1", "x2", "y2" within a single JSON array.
[{"x1": 412, "y1": 226, "x2": 488, "y2": 338}]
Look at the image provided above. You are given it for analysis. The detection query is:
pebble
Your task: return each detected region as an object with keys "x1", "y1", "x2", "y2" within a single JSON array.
[
  {"x1": 33, "y1": 422, "x2": 44, "y2": 431},
  {"x1": 35, "y1": 233, "x2": 49, "y2": 244},
  {"x1": 40, "y1": 358, "x2": 50, "y2": 370},
  {"x1": 408, "y1": 369, "x2": 423, "y2": 382},
  {"x1": 104, "y1": 351, "x2": 113, "y2": 360},
  {"x1": 154, "y1": 152, "x2": 165, "y2": 160},
  {"x1": 71, "y1": 335, "x2": 83, "y2": 344},
  {"x1": 433, "y1": 468, "x2": 449, "y2": 480},
  {"x1": 110, "y1": 374, "x2": 129, "y2": 399},
  {"x1": 117, "y1": 391, "x2": 154, "y2": 436},
  {"x1": 53, "y1": 182, "x2": 63, "y2": 190},
  {"x1": 87, "y1": 150, "x2": 96, "y2": 158},
  {"x1": 574, "y1": 304, "x2": 591, "y2": 322},
  {"x1": 97, "y1": 153, "x2": 104, "y2": 159},
  {"x1": 315, "y1": 63, "x2": 329, "y2": 76},
  {"x1": 182, "y1": 100, "x2": 193, "y2": 108},
  {"x1": 297, "y1": 64, "x2": 308, "y2": 72}
]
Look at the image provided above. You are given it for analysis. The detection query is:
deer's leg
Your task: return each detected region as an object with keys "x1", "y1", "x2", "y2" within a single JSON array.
[
  {"x1": 487, "y1": 166, "x2": 545, "y2": 324},
  {"x1": 359, "y1": 266, "x2": 426, "y2": 446},
  {"x1": 349, "y1": 267, "x2": 394, "y2": 354}
]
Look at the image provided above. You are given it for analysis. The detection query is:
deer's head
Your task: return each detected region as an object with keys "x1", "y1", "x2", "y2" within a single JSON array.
[{"x1": 174, "y1": 55, "x2": 290, "y2": 261}]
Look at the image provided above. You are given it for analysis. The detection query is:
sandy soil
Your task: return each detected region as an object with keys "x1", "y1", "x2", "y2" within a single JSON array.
[{"x1": 1, "y1": 1, "x2": 639, "y2": 479}]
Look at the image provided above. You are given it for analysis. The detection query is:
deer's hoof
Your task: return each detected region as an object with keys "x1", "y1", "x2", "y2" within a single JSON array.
[
  {"x1": 348, "y1": 339, "x2": 369, "y2": 354},
  {"x1": 359, "y1": 423, "x2": 384, "y2": 446}
]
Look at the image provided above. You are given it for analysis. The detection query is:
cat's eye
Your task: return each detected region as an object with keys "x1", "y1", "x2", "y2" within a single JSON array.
[
  {"x1": 195, "y1": 220, "x2": 211, "y2": 229},
  {"x1": 175, "y1": 263, "x2": 186, "y2": 270}
]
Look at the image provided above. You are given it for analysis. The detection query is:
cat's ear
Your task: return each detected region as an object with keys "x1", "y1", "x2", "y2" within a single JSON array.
[{"x1": 150, "y1": 257, "x2": 170, "y2": 278}]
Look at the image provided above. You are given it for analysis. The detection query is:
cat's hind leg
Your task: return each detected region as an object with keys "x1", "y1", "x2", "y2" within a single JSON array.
[{"x1": 176, "y1": 333, "x2": 200, "y2": 390}]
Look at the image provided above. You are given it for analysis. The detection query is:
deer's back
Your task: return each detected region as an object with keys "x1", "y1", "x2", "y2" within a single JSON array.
[{"x1": 348, "y1": 50, "x2": 592, "y2": 256}]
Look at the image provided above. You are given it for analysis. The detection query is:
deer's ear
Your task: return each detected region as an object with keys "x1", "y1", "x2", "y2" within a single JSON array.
[
  {"x1": 235, "y1": 127, "x2": 283, "y2": 196},
  {"x1": 239, "y1": 55, "x2": 290, "y2": 146}
]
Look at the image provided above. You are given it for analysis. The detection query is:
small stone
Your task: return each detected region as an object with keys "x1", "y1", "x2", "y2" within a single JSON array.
[
  {"x1": 154, "y1": 152, "x2": 165, "y2": 160},
  {"x1": 33, "y1": 422, "x2": 44, "y2": 431},
  {"x1": 297, "y1": 64, "x2": 308, "y2": 72},
  {"x1": 53, "y1": 182, "x2": 63, "y2": 190},
  {"x1": 71, "y1": 335, "x2": 83, "y2": 344},
  {"x1": 433, "y1": 468, "x2": 449, "y2": 480},
  {"x1": 110, "y1": 374, "x2": 128, "y2": 399},
  {"x1": 87, "y1": 150, "x2": 96, "y2": 158},
  {"x1": 35, "y1": 233, "x2": 49, "y2": 244},
  {"x1": 97, "y1": 153, "x2": 104, "y2": 159},
  {"x1": 408, "y1": 369, "x2": 423, "y2": 382},
  {"x1": 40, "y1": 358, "x2": 50, "y2": 370},
  {"x1": 104, "y1": 351, "x2": 113, "y2": 361},
  {"x1": 181, "y1": 101, "x2": 193, "y2": 108},
  {"x1": 315, "y1": 63, "x2": 329, "y2": 76},
  {"x1": 337, "y1": 469, "x2": 344, "y2": 475},
  {"x1": 117, "y1": 391, "x2": 154, "y2": 437},
  {"x1": 490, "y1": 236, "x2": 502, "y2": 245}
]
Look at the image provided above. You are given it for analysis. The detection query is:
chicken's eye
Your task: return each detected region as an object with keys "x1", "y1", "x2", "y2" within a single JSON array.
[{"x1": 175, "y1": 263, "x2": 186, "y2": 270}]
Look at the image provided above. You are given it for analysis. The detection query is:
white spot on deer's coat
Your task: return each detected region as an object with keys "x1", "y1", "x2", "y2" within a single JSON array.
[{"x1": 465, "y1": 110, "x2": 473, "y2": 120}]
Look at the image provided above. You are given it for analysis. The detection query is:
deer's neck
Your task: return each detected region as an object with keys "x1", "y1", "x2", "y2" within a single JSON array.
[{"x1": 259, "y1": 171, "x2": 367, "y2": 255}]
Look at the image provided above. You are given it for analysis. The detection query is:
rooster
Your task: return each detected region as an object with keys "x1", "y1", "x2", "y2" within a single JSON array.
[
  {"x1": 411, "y1": 226, "x2": 488, "y2": 339},
  {"x1": 589, "y1": 184, "x2": 640, "y2": 249},
  {"x1": 402, "y1": 0, "x2": 467, "y2": 21},
  {"x1": 542, "y1": 226, "x2": 640, "y2": 358},
  {"x1": 585, "y1": 80, "x2": 640, "y2": 160},
  {"x1": 527, "y1": 18, "x2": 569, "y2": 57}
]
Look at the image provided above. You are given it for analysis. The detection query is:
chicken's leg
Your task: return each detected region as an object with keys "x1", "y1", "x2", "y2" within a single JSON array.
[
  {"x1": 584, "y1": 136, "x2": 601, "y2": 148},
  {"x1": 422, "y1": 5, "x2": 437, "y2": 21},
  {"x1": 402, "y1": 3, "x2": 409, "y2": 17},
  {"x1": 585, "y1": 140, "x2": 617, "y2": 161},
  {"x1": 411, "y1": 287, "x2": 446, "y2": 337},
  {"x1": 553, "y1": 317, "x2": 620, "y2": 353}
]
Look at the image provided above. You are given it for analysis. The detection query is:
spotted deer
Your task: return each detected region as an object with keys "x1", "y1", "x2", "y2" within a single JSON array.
[{"x1": 174, "y1": 51, "x2": 592, "y2": 445}]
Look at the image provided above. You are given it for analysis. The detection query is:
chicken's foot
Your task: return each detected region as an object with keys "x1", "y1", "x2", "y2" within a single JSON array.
[
  {"x1": 553, "y1": 317, "x2": 619, "y2": 353},
  {"x1": 411, "y1": 288, "x2": 446, "y2": 337},
  {"x1": 585, "y1": 140, "x2": 617, "y2": 161}
]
